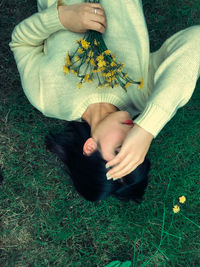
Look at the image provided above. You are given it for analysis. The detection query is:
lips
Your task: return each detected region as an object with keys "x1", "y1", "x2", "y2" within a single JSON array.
[{"x1": 123, "y1": 120, "x2": 133, "y2": 125}]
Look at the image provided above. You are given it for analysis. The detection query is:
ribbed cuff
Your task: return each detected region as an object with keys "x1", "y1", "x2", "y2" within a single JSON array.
[
  {"x1": 42, "y1": 0, "x2": 67, "y2": 33},
  {"x1": 133, "y1": 102, "x2": 176, "y2": 138}
]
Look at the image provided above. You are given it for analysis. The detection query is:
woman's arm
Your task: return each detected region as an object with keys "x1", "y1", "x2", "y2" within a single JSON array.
[
  {"x1": 9, "y1": 1, "x2": 66, "y2": 111},
  {"x1": 9, "y1": 1, "x2": 107, "y2": 112},
  {"x1": 106, "y1": 26, "x2": 200, "y2": 180}
]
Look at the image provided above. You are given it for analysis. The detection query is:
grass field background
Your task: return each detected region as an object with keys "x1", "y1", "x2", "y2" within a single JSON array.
[{"x1": 0, "y1": 0, "x2": 200, "y2": 266}]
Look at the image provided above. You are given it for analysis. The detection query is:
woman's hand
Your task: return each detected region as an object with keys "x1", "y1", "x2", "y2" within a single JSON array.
[
  {"x1": 58, "y1": 3, "x2": 107, "y2": 34},
  {"x1": 106, "y1": 124, "x2": 154, "y2": 180}
]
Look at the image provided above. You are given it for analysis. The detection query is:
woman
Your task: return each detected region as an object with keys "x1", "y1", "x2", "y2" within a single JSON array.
[{"x1": 9, "y1": 0, "x2": 200, "y2": 202}]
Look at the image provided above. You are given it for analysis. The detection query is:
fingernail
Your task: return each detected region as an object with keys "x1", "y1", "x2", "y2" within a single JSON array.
[
  {"x1": 105, "y1": 164, "x2": 110, "y2": 169},
  {"x1": 113, "y1": 178, "x2": 118, "y2": 181},
  {"x1": 106, "y1": 174, "x2": 112, "y2": 180}
]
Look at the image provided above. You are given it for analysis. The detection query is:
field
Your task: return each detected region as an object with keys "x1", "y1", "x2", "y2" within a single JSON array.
[{"x1": 0, "y1": 0, "x2": 200, "y2": 266}]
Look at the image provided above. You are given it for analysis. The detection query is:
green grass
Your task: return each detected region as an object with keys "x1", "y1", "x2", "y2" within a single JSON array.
[{"x1": 0, "y1": 0, "x2": 200, "y2": 266}]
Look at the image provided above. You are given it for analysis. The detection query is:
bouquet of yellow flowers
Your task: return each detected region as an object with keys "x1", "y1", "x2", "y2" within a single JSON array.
[{"x1": 63, "y1": 0, "x2": 144, "y2": 92}]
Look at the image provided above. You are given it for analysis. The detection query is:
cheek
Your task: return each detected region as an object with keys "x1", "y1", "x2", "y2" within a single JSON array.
[{"x1": 101, "y1": 130, "x2": 125, "y2": 161}]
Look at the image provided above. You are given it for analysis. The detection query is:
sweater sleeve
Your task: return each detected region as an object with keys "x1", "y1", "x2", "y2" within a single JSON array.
[
  {"x1": 9, "y1": 0, "x2": 66, "y2": 112},
  {"x1": 133, "y1": 26, "x2": 200, "y2": 138}
]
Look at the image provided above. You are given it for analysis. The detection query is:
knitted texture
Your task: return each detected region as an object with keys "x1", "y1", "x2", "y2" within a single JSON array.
[{"x1": 9, "y1": 0, "x2": 200, "y2": 137}]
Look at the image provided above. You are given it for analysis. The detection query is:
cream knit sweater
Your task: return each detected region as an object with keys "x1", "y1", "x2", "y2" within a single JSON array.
[{"x1": 9, "y1": 0, "x2": 200, "y2": 137}]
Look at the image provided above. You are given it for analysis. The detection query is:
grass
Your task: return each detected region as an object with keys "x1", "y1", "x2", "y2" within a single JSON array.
[{"x1": 0, "y1": 0, "x2": 200, "y2": 266}]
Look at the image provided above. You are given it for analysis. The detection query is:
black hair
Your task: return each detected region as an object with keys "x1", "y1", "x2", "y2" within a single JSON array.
[{"x1": 45, "y1": 121, "x2": 150, "y2": 203}]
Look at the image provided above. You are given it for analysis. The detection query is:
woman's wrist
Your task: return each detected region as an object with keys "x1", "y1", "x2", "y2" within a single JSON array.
[
  {"x1": 57, "y1": 6, "x2": 68, "y2": 29},
  {"x1": 133, "y1": 123, "x2": 154, "y2": 141}
]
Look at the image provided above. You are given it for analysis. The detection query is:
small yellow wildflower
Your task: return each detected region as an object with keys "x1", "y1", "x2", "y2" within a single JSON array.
[
  {"x1": 94, "y1": 39, "x2": 98, "y2": 46},
  {"x1": 106, "y1": 77, "x2": 112, "y2": 83},
  {"x1": 104, "y1": 50, "x2": 111, "y2": 55},
  {"x1": 173, "y1": 205, "x2": 180, "y2": 213},
  {"x1": 111, "y1": 70, "x2": 116, "y2": 76},
  {"x1": 103, "y1": 72, "x2": 111, "y2": 77},
  {"x1": 63, "y1": 65, "x2": 69, "y2": 74},
  {"x1": 93, "y1": 69, "x2": 100, "y2": 73},
  {"x1": 77, "y1": 82, "x2": 82, "y2": 88},
  {"x1": 179, "y1": 196, "x2": 186, "y2": 204},
  {"x1": 66, "y1": 53, "x2": 71, "y2": 66},
  {"x1": 83, "y1": 74, "x2": 90, "y2": 82},
  {"x1": 138, "y1": 78, "x2": 144, "y2": 90},
  {"x1": 90, "y1": 58, "x2": 95, "y2": 66},
  {"x1": 98, "y1": 60, "x2": 106, "y2": 68},
  {"x1": 111, "y1": 61, "x2": 117, "y2": 67},
  {"x1": 125, "y1": 82, "x2": 131, "y2": 90},
  {"x1": 81, "y1": 40, "x2": 90, "y2": 50},
  {"x1": 96, "y1": 54, "x2": 104, "y2": 61},
  {"x1": 77, "y1": 47, "x2": 84, "y2": 54}
]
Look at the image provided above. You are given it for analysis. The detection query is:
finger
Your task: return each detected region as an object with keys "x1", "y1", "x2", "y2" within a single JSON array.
[
  {"x1": 88, "y1": 13, "x2": 106, "y2": 29},
  {"x1": 112, "y1": 163, "x2": 139, "y2": 180},
  {"x1": 89, "y1": 6, "x2": 105, "y2": 17},
  {"x1": 106, "y1": 155, "x2": 132, "y2": 177},
  {"x1": 112, "y1": 158, "x2": 145, "y2": 179},
  {"x1": 106, "y1": 151, "x2": 126, "y2": 168},
  {"x1": 87, "y1": 20, "x2": 106, "y2": 34},
  {"x1": 87, "y1": 3, "x2": 106, "y2": 13}
]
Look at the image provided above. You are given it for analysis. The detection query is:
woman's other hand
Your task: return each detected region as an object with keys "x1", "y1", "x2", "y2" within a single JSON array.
[
  {"x1": 58, "y1": 3, "x2": 107, "y2": 34},
  {"x1": 106, "y1": 124, "x2": 154, "y2": 180}
]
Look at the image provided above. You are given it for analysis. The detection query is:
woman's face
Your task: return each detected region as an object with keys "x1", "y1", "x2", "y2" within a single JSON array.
[{"x1": 92, "y1": 111, "x2": 134, "y2": 161}]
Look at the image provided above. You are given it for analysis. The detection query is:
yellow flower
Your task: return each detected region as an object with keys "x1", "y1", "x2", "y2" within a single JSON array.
[
  {"x1": 94, "y1": 39, "x2": 98, "y2": 46},
  {"x1": 173, "y1": 205, "x2": 180, "y2": 213},
  {"x1": 104, "y1": 50, "x2": 111, "y2": 55},
  {"x1": 90, "y1": 58, "x2": 95, "y2": 66},
  {"x1": 66, "y1": 53, "x2": 71, "y2": 66},
  {"x1": 98, "y1": 60, "x2": 106, "y2": 68},
  {"x1": 96, "y1": 54, "x2": 104, "y2": 61},
  {"x1": 111, "y1": 61, "x2": 117, "y2": 67},
  {"x1": 138, "y1": 78, "x2": 144, "y2": 89},
  {"x1": 83, "y1": 74, "x2": 90, "y2": 82},
  {"x1": 106, "y1": 77, "x2": 112, "y2": 83},
  {"x1": 78, "y1": 47, "x2": 84, "y2": 54},
  {"x1": 81, "y1": 40, "x2": 90, "y2": 50},
  {"x1": 63, "y1": 65, "x2": 69, "y2": 74},
  {"x1": 179, "y1": 196, "x2": 186, "y2": 204},
  {"x1": 125, "y1": 82, "x2": 131, "y2": 90},
  {"x1": 103, "y1": 72, "x2": 111, "y2": 77},
  {"x1": 77, "y1": 82, "x2": 82, "y2": 88},
  {"x1": 93, "y1": 68, "x2": 101, "y2": 73},
  {"x1": 111, "y1": 70, "x2": 116, "y2": 76}
]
